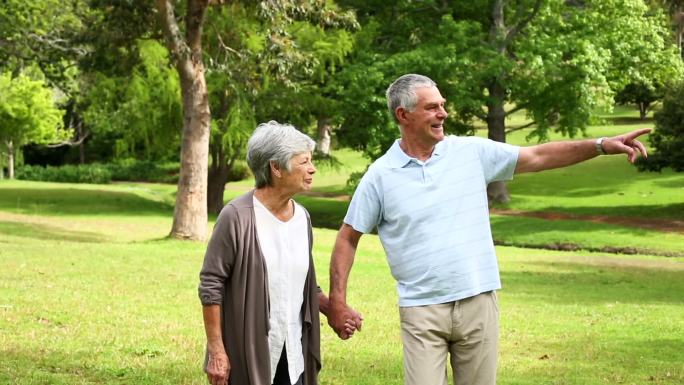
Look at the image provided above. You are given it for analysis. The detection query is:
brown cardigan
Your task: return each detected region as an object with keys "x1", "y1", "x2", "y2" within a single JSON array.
[{"x1": 198, "y1": 190, "x2": 321, "y2": 385}]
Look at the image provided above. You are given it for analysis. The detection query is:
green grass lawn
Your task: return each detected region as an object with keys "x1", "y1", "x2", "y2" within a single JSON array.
[
  {"x1": 2, "y1": 105, "x2": 683, "y2": 383},
  {"x1": 1, "y1": 181, "x2": 683, "y2": 385}
]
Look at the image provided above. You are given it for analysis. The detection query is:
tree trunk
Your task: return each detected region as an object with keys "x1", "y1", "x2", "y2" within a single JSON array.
[
  {"x1": 207, "y1": 89, "x2": 233, "y2": 216},
  {"x1": 76, "y1": 121, "x2": 86, "y2": 164},
  {"x1": 156, "y1": 0, "x2": 211, "y2": 241},
  {"x1": 675, "y1": 8, "x2": 684, "y2": 60},
  {"x1": 316, "y1": 117, "x2": 332, "y2": 156},
  {"x1": 486, "y1": 82, "x2": 511, "y2": 204},
  {"x1": 7, "y1": 141, "x2": 14, "y2": 180},
  {"x1": 486, "y1": 0, "x2": 511, "y2": 204},
  {"x1": 207, "y1": 164, "x2": 230, "y2": 215},
  {"x1": 638, "y1": 102, "x2": 648, "y2": 120}
]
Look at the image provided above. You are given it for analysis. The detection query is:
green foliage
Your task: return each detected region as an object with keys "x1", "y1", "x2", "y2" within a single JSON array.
[
  {"x1": 80, "y1": 40, "x2": 182, "y2": 161},
  {"x1": 15, "y1": 164, "x2": 112, "y2": 184},
  {"x1": 334, "y1": 0, "x2": 683, "y2": 160},
  {"x1": 0, "y1": 0, "x2": 89, "y2": 87},
  {"x1": 638, "y1": 81, "x2": 684, "y2": 171},
  {"x1": 0, "y1": 71, "x2": 68, "y2": 148}
]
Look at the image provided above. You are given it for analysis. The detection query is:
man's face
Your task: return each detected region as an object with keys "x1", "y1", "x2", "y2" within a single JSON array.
[{"x1": 401, "y1": 86, "x2": 448, "y2": 145}]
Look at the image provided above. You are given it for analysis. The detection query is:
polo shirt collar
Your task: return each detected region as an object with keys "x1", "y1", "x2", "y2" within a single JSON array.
[{"x1": 387, "y1": 138, "x2": 446, "y2": 168}]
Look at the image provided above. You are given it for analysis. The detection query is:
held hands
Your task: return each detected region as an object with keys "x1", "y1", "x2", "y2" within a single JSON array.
[
  {"x1": 328, "y1": 300, "x2": 364, "y2": 340},
  {"x1": 603, "y1": 128, "x2": 652, "y2": 163},
  {"x1": 205, "y1": 346, "x2": 230, "y2": 385}
]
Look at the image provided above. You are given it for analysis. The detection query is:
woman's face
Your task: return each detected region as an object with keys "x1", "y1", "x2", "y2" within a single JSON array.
[{"x1": 279, "y1": 151, "x2": 316, "y2": 193}]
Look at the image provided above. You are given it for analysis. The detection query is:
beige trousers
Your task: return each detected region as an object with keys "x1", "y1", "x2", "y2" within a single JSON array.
[{"x1": 399, "y1": 291, "x2": 499, "y2": 385}]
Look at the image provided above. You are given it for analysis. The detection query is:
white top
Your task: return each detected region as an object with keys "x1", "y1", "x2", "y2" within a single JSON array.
[
  {"x1": 253, "y1": 196, "x2": 310, "y2": 384},
  {"x1": 344, "y1": 136, "x2": 519, "y2": 306}
]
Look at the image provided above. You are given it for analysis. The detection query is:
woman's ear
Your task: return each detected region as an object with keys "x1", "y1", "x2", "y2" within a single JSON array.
[{"x1": 270, "y1": 161, "x2": 282, "y2": 179}]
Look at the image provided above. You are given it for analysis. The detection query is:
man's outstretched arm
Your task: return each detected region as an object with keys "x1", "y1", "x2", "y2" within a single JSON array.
[
  {"x1": 328, "y1": 223, "x2": 364, "y2": 338},
  {"x1": 515, "y1": 128, "x2": 651, "y2": 174}
]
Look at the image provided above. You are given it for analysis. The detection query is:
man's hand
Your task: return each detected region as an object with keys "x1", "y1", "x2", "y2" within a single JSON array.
[
  {"x1": 603, "y1": 128, "x2": 652, "y2": 163},
  {"x1": 328, "y1": 300, "x2": 363, "y2": 340},
  {"x1": 205, "y1": 347, "x2": 230, "y2": 385}
]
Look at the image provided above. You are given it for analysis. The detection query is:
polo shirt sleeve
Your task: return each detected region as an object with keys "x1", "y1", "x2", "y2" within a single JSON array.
[
  {"x1": 343, "y1": 169, "x2": 382, "y2": 234},
  {"x1": 471, "y1": 137, "x2": 520, "y2": 183}
]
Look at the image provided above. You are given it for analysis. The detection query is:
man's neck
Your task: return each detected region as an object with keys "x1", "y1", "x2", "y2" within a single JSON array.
[{"x1": 399, "y1": 138, "x2": 436, "y2": 162}]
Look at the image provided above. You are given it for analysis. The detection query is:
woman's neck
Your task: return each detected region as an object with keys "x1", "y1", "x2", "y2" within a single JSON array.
[{"x1": 254, "y1": 187, "x2": 294, "y2": 221}]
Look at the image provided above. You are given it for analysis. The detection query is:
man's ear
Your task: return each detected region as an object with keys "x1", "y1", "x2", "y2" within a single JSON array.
[{"x1": 396, "y1": 107, "x2": 409, "y2": 124}]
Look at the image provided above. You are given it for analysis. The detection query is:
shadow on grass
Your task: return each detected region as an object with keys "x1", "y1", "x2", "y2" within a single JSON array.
[
  {"x1": 491, "y1": 215, "x2": 653, "y2": 237},
  {"x1": 1, "y1": 349, "x2": 196, "y2": 385},
  {"x1": 509, "y1": 158, "x2": 683, "y2": 199},
  {"x1": 0, "y1": 188, "x2": 173, "y2": 217},
  {"x1": 501, "y1": 260, "x2": 684, "y2": 305},
  {"x1": 608, "y1": 116, "x2": 654, "y2": 125},
  {"x1": 653, "y1": 178, "x2": 684, "y2": 189},
  {"x1": 297, "y1": 195, "x2": 349, "y2": 230},
  {"x1": 0, "y1": 221, "x2": 108, "y2": 243},
  {"x1": 502, "y1": 202, "x2": 684, "y2": 222}
]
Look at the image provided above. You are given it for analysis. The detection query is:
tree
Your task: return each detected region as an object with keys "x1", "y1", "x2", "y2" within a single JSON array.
[
  {"x1": 0, "y1": 0, "x2": 93, "y2": 163},
  {"x1": 0, "y1": 71, "x2": 69, "y2": 178},
  {"x1": 638, "y1": 81, "x2": 684, "y2": 171},
  {"x1": 335, "y1": 0, "x2": 682, "y2": 202},
  {"x1": 155, "y1": 0, "x2": 356, "y2": 238},
  {"x1": 615, "y1": 81, "x2": 664, "y2": 120},
  {"x1": 154, "y1": 0, "x2": 212, "y2": 240},
  {"x1": 202, "y1": 9, "x2": 356, "y2": 214}
]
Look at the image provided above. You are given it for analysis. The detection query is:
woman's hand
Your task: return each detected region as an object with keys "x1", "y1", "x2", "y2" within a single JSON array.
[
  {"x1": 339, "y1": 305, "x2": 364, "y2": 340},
  {"x1": 205, "y1": 348, "x2": 230, "y2": 385}
]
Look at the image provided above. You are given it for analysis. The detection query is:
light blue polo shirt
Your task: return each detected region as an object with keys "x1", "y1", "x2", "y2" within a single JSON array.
[{"x1": 344, "y1": 135, "x2": 520, "y2": 307}]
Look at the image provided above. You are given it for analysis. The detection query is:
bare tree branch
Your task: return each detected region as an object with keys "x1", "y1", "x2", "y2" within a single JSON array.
[
  {"x1": 46, "y1": 129, "x2": 90, "y2": 148},
  {"x1": 208, "y1": 21, "x2": 241, "y2": 57},
  {"x1": 25, "y1": 33, "x2": 89, "y2": 57}
]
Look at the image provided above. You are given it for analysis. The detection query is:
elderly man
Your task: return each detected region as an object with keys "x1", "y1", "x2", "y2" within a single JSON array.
[{"x1": 327, "y1": 74, "x2": 649, "y2": 385}]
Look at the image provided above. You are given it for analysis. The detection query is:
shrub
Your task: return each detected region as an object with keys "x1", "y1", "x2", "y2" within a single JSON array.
[
  {"x1": 16, "y1": 164, "x2": 112, "y2": 184},
  {"x1": 106, "y1": 159, "x2": 179, "y2": 183},
  {"x1": 637, "y1": 81, "x2": 684, "y2": 172}
]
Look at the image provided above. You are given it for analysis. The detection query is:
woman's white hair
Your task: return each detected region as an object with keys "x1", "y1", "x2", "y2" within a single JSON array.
[
  {"x1": 386, "y1": 74, "x2": 436, "y2": 122},
  {"x1": 246, "y1": 121, "x2": 315, "y2": 188}
]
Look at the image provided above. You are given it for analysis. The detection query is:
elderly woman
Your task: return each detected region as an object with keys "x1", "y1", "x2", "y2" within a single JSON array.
[{"x1": 199, "y1": 121, "x2": 361, "y2": 385}]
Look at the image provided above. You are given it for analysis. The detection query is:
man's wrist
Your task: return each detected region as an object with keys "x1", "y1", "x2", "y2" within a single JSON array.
[{"x1": 595, "y1": 137, "x2": 607, "y2": 155}]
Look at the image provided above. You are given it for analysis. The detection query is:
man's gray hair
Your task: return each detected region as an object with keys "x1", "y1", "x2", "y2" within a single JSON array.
[
  {"x1": 247, "y1": 121, "x2": 316, "y2": 188},
  {"x1": 386, "y1": 74, "x2": 437, "y2": 122}
]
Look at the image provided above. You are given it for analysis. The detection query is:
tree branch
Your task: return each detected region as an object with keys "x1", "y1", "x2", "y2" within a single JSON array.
[
  {"x1": 186, "y1": 0, "x2": 210, "y2": 55},
  {"x1": 155, "y1": 0, "x2": 188, "y2": 64},
  {"x1": 208, "y1": 21, "x2": 241, "y2": 57},
  {"x1": 25, "y1": 33, "x2": 89, "y2": 57},
  {"x1": 46, "y1": 128, "x2": 90, "y2": 148},
  {"x1": 505, "y1": 0, "x2": 543, "y2": 46},
  {"x1": 505, "y1": 103, "x2": 528, "y2": 117},
  {"x1": 505, "y1": 120, "x2": 536, "y2": 135},
  {"x1": 474, "y1": 109, "x2": 488, "y2": 121}
]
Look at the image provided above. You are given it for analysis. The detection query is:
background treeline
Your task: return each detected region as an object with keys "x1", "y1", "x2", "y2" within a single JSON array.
[{"x1": 1, "y1": 0, "x2": 683, "y2": 239}]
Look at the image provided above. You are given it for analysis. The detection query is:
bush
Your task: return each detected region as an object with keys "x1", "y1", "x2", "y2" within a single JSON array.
[
  {"x1": 16, "y1": 164, "x2": 112, "y2": 184},
  {"x1": 637, "y1": 81, "x2": 684, "y2": 172},
  {"x1": 106, "y1": 159, "x2": 179, "y2": 183}
]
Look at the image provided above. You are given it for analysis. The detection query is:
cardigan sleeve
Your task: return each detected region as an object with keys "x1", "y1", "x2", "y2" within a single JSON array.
[{"x1": 198, "y1": 204, "x2": 239, "y2": 305}]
